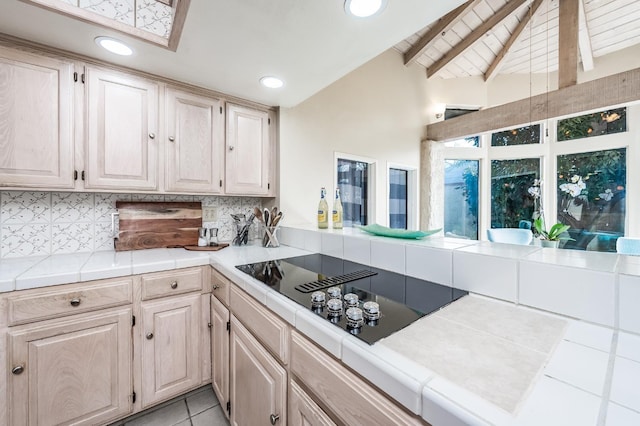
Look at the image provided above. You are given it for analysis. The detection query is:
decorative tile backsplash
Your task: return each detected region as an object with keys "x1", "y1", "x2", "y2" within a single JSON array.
[{"x1": 0, "y1": 191, "x2": 263, "y2": 258}]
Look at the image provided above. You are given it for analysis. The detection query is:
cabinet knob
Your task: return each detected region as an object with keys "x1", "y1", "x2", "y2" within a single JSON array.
[
  {"x1": 170, "y1": 281, "x2": 178, "y2": 289},
  {"x1": 70, "y1": 298, "x2": 81, "y2": 307},
  {"x1": 269, "y1": 414, "x2": 280, "y2": 425},
  {"x1": 212, "y1": 285, "x2": 220, "y2": 290},
  {"x1": 146, "y1": 332, "x2": 154, "y2": 340},
  {"x1": 149, "y1": 133, "x2": 156, "y2": 139},
  {"x1": 169, "y1": 136, "x2": 175, "y2": 142},
  {"x1": 12, "y1": 365, "x2": 25, "y2": 375},
  {"x1": 229, "y1": 146, "x2": 234, "y2": 151}
]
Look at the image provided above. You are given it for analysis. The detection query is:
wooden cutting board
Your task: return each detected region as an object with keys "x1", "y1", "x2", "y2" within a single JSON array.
[{"x1": 115, "y1": 202, "x2": 202, "y2": 251}]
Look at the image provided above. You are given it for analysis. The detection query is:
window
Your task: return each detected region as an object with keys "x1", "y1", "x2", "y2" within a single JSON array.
[
  {"x1": 439, "y1": 104, "x2": 634, "y2": 252},
  {"x1": 556, "y1": 148, "x2": 626, "y2": 252},
  {"x1": 557, "y1": 107, "x2": 626, "y2": 141},
  {"x1": 444, "y1": 160, "x2": 479, "y2": 239},
  {"x1": 337, "y1": 158, "x2": 369, "y2": 227},
  {"x1": 389, "y1": 168, "x2": 408, "y2": 229},
  {"x1": 491, "y1": 124, "x2": 540, "y2": 146},
  {"x1": 490, "y1": 158, "x2": 540, "y2": 228}
]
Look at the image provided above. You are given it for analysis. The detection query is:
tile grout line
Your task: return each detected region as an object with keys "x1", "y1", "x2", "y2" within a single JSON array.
[{"x1": 596, "y1": 330, "x2": 619, "y2": 426}]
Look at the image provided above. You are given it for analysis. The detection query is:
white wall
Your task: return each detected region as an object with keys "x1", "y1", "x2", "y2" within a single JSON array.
[{"x1": 279, "y1": 49, "x2": 430, "y2": 226}]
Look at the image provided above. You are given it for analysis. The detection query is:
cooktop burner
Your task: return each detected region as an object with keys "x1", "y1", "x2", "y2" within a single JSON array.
[{"x1": 235, "y1": 253, "x2": 467, "y2": 345}]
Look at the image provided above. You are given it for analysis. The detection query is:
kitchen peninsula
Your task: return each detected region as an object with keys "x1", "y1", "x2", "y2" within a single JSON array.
[{"x1": 1, "y1": 227, "x2": 638, "y2": 425}]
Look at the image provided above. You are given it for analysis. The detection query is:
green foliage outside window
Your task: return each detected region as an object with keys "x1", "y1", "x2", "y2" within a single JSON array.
[
  {"x1": 490, "y1": 158, "x2": 540, "y2": 228},
  {"x1": 491, "y1": 124, "x2": 540, "y2": 146},
  {"x1": 557, "y1": 108, "x2": 626, "y2": 141}
]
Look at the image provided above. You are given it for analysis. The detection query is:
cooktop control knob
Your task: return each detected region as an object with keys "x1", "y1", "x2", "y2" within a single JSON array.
[
  {"x1": 346, "y1": 307, "x2": 364, "y2": 331},
  {"x1": 362, "y1": 301, "x2": 380, "y2": 321},
  {"x1": 311, "y1": 291, "x2": 326, "y2": 309},
  {"x1": 343, "y1": 293, "x2": 359, "y2": 308},
  {"x1": 326, "y1": 286, "x2": 342, "y2": 300},
  {"x1": 326, "y1": 298, "x2": 343, "y2": 321}
]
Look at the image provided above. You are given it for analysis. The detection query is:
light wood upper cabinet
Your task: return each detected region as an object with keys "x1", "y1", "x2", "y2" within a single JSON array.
[
  {"x1": 225, "y1": 103, "x2": 273, "y2": 196},
  {"x1": 0, "y1": 46, "x2": 75, "y2": 189},
  {"x1": 165, "y1": 88, "x2": 224, "y2": 193},
  {"x1": 85, "y1": 67, "x2": 159, "y2": 190},
  {"x1": 140, "y1": 293, "x2": 201, "y2": 408},
  {"x1": 8, "y1": 307, "x2": 133, "y2": 426},
  {"x1": 230, "y1": 314, "x2": 286, "y2": 426},
  {"x1": 211, "y1": 294, "x2": 230, "y2": 419}
]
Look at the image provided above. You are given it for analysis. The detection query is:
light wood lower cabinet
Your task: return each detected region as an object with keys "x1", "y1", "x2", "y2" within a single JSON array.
[
  {"x1": 289, "y1": 380, "x2": 337, "y2": 426},
  {"x1": 140, "y1": 292, "x2": 201, "y2": 408},
  {"x1": 229, "y1": 314, "x2": 286, "y2": 426},
  {"x1": 210, "y1": 294, "x2": 229, "y2": 418},
  {"x1": 291, "y1": 331, "x2": 426, "y2": 426},
  {"x1": 7, "y1": 307, "x2": 133, "y2": 426}
]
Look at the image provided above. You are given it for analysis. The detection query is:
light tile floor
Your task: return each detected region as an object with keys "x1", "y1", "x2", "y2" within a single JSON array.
[{"x1": 108, "y1": 385, "x2": 229, "y2": 426}]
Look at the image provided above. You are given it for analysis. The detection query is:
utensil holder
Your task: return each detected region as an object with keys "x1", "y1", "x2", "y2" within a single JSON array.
[{"x1": 263, "y1": 225, "x2": 279, "y2": 247}]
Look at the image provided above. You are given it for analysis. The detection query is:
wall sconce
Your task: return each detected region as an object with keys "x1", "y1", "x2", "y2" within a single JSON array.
[{"x1": 434, "y1": 103, "x2": 446, "y2": 119}]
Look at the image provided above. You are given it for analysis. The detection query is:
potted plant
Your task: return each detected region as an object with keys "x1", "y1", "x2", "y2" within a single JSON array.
[{"x1": 533, "y1": 217, "x2": 574, "y2": 248}]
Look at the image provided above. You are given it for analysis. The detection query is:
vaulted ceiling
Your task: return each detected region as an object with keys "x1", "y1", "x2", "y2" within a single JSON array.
[{"x1": 394, "y1": 0, "x2": 640, "y2": 82}]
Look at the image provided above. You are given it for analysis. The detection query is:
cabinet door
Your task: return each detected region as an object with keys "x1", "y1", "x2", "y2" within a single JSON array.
[
  {"x1": 230, "y1": 315, "x2": 286, "y2": 426},
  {"x1": 141, "y1": 293, "x2": 201, "y2": 408},
  {"x1": 85, "y1": 67, "x2": 158, "y2": 190},
  {"x1": 8, "y1": 308, "x2": 132, "y2": 426},
  {"x1": 289, "y1": 380, "x2": 337, "y2": 426},
  {"x1": 211, "y1": 295, "x2": 229, "y2": 418},
  {"x1": 165, "y1": 88, "x2": 224, "y2": 193},
  {"x1": 0, "y1": 46, "x2": 74, "y2": 189},
  {"x1": 225, "y1": 103, "x2": 271, "y2": 195}
]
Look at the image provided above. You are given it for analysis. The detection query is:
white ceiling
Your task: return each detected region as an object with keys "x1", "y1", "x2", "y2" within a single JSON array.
[{"x1": 0, "y1": 0, "x2": 465, "y2": 107}]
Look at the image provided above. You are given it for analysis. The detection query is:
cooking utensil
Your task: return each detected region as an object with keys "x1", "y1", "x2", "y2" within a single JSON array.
[
  {"x1": 270, "y1": 206, "x2": 278, "y2": 224},
  {"x1": 263, "y1": 208, "x2": 270, "y2": 227},
  {"x1": 254, "y1": 207, "x2": 263, "y2": 223}
]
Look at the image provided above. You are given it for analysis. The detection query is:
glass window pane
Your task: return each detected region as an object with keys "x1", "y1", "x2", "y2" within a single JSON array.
[
  {"x1": 444, "y1": 136, "x2": 480, "y2": 148},
  {"x1": 491, "y1": 158, "x2": 540, "y2": 228},
  {"x1": 557, "y1": 148, "x2": 626, "y2": 252},
  {"x1": 557, "y1": 107, "x2": 627, "y2": 141},
  {"x1": 491, "y1": 125, "x2": 540, "y2": 146},
  {"x1": 445, "y1": 160, "x2": 479, "y2": 240},
  {"x1": 337, "y1": 159, "x2": 368, "y2": 227},
  {"x1": 389, "y1": 168, "x2": 408, "y2": 229}
]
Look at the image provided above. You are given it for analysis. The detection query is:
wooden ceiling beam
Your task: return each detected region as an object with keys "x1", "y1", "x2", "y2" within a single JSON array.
[
  {"x1": 403, "y1": 0, "x2": 480, "y2": 66},
  {"x1": 578, "y1": 0, "x2": 594, "y2": 71},
  {"x1": 427, "y1": 0, "x2": 527, "y2": 78},
  {"x1": 558, "y1": 0, "x2": 579, "y2": 88},
  {"x1": 484, "y1": 0, "x2": 545, "y2": 82}
]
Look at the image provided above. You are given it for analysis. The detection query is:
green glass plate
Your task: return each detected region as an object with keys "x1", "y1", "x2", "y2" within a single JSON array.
[{"x1": 357, "y1": 224, "x2": 442, "y2": 239}]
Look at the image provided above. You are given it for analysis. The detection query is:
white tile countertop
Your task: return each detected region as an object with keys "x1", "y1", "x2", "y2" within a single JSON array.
[{"x1": 2, "y1": 231, "x2": 640, "y2": 425}]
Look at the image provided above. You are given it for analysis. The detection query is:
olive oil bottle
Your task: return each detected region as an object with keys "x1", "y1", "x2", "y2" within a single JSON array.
[
  {"x1": 317, "y1": 187, "x2": 329, "y2": 229},
  {"x1": 332, "y1": 188, "x2": 343, "y2": 229}
]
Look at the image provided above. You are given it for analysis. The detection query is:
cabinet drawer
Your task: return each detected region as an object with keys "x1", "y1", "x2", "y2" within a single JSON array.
[
  {"x1": 141, "y1": 267, "x2": 203, "y2": 300},
  {"x1": 291, "y1": 331, "x2": 426, "y2": 426},
  {"x1": 211, "y1": 267, "x2": 231, "y2": 306},
  {"x1": 8, "y1": 278, "x2": 133, "y2": 326},
  {"x1": 230, "y1": 285, "x2": 289, "y2": 364}
]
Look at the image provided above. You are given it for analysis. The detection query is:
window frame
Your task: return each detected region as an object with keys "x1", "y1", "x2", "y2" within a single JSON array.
[
  {"x1": 386, "y1": 162, "x2": 418, "y2": 230},
  {"x1": 334, "y1": 152, "x2": 377, "y2": 227},
  {"x1": 441, "y1": 102, "x2": 639, "y2": 244}
]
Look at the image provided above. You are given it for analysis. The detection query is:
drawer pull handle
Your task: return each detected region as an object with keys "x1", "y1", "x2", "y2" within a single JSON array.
[
  {"x1": 170, "y1": 281, "x2": 178, "y2": 289},
  {"x1": 70, "y1": 298, "x2": 81, "y2": 307},
  {"x1": 146, "y1": 332, "x2": 154, "y2": 340},
  {"x1": 270, "y1": 414, "x2": 280, "y2": 425},
  {"x1": 12, "y1": 365, "x2": 25, "y2": 375}
]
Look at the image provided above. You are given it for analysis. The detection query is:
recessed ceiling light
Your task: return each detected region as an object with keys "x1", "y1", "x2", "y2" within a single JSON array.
[
  {"x1": 344, "y1": 0, "x2": 387, "y2": 18},
  {"x1": 95, "y1": 36, "x2": 133, "y2": 56},
  {"x1": 260, "y1": 76, "x2": 284, "y2": 89}
]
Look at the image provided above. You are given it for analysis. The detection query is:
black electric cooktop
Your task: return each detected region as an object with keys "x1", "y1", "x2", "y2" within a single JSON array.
[{"x1": 235, "y1": 253, "x2": 467, "y2": 345}]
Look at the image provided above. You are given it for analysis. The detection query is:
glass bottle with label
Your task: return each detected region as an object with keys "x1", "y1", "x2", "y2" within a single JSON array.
[
  {"x1": 332, "y1": 187, "x2": 343, "y2": 229},
  {"x1": 317, "y1": 187, "x2": 328, "y2": 229}
]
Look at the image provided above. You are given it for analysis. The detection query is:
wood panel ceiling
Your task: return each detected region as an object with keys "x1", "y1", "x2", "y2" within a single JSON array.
[{"x1": 395, "y1": 0, "x2": 640, "y2": 81}]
